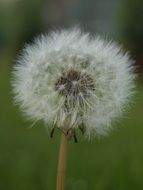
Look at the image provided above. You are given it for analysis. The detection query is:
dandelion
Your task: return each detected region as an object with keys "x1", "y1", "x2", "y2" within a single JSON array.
[{"x1": 12, "y1": 28, "x2": 135, "y2": 190}]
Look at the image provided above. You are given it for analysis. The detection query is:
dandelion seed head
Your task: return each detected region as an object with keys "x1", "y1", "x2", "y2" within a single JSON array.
[{"x1": 12, "y1": 28, "x2": 135, "y2": 139}]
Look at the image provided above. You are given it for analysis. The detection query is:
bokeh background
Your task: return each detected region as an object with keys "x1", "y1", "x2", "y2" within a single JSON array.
[{"x1": 0, "y1": 0, "x2": 143, "y2": 189}]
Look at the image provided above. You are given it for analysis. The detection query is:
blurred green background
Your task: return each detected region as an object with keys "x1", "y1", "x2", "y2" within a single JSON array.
[{"x1": 0, "y1": 0, "x2": 143, "y2": 189}]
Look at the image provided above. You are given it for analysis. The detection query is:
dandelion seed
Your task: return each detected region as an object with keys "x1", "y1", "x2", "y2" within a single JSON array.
[{"x1": 12, "y1": 28, "x2": 135, "y2": 139}]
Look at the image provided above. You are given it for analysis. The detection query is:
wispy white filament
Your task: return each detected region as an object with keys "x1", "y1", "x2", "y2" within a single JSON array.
[{"x1": 12, "y1": 28, "x2": 135, "y2": 138}]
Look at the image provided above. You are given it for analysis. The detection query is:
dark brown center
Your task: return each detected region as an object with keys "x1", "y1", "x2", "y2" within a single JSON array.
[{"x1": 55, "y1": 68, "x2": 95, "y2": 99}]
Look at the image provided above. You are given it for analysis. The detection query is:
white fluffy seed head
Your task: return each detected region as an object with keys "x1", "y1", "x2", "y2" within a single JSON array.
[{"x1": 12, "y1": 28, "x2": 136, "y2": 139}]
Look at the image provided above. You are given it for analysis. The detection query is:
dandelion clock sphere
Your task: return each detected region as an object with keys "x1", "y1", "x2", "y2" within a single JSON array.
[{"x1": 12, "y1": 28, "x2": 135, "y2": 139}]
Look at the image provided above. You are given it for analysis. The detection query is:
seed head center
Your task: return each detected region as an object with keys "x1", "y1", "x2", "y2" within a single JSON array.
[{"x1": 55, "y1": 68, "x2": 95, "y2": 98}]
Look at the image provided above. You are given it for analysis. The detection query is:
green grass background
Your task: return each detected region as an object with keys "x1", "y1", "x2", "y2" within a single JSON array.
[{"x1": 0, "y1": 63, "x2": 143, "y2": 190}]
